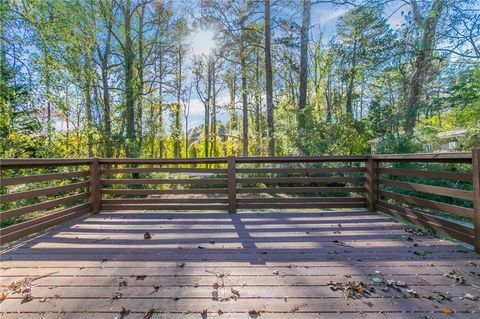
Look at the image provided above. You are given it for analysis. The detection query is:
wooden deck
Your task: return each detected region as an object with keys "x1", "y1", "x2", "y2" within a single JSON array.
[{"x1": 1, "y1": 210, "x2": 480, "y2": 318}]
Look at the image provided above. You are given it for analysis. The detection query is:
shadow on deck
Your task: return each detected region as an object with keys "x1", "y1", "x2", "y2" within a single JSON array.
[{"x1": 1, "y1": 210, "x2": 479, "y2": 318}]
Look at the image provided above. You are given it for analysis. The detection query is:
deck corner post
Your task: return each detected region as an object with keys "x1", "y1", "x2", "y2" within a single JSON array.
[
  {"x1": 366, "y1": 155, "x2": 378, "y2": 212},
  {"x1": 472, "y1": 147, "x2": 480, "y2": 253},
  {"x1": 89, "y1": 157, "x2": 101, "y2": 214},
  {"x1": 227, "y1": 156, "x2": 237, "y2": 213}
]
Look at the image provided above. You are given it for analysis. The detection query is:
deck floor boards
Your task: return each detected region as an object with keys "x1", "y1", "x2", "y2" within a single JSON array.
[{"x1": 1, "y1": 210, "x2": 479, "y2": 318}]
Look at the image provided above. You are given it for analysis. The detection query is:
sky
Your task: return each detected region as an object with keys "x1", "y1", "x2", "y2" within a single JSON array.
[{"x1": 183, "y1": 1, "x2": 407, "y2": 130}]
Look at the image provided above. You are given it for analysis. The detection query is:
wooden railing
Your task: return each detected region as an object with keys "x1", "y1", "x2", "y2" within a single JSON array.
[{"x1": 1, "y1": 150, "x2": 479, "y2": 252}]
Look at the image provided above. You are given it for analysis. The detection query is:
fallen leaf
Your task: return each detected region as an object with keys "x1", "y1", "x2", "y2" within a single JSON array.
[
  {"x1": 110, "y1": 292, "x2": 122, "y2": 303},
  {"x1": 289, "y1": 303, "x2": 307, "y2": 313},
  {"x1": 176, "y1": 263, "x2": 185, "y2": 268},
  {"x1": 442, "y1": 306, "x2": 453, "y2": 314},
  {"x1": 272, "y1": 270, "x2": 279, "y2": 275},
  {"x1": 210, "y1": 240, "x2": 215, "y2": 244},
  {"x1": 413, "y1": 249, "x2": 427, "y2": 256},
  {"x1": 143, "y1": 305, "x2": 155, "y2": 319},
  {"x1": 217, "y1": 309, "x2": 224, "y2": 315},
  {"x1": 136, "y1": 275, "x2": 147, "y2": 281},
  {"x1": 144, "y1": 232, "x2": 152, "y2": 240},
  {"x1": 153, "y1": 285, "x2": 159, "y2": 292},
  {"x1": 119, "y1": 280, "x2": 128, "y2": 289},
  {"x1": 0, "y1": 293, "x2": 7, "y2": 302},
  {"x1": 443, "y1": 270, "x2": 465, "y2": 284}
]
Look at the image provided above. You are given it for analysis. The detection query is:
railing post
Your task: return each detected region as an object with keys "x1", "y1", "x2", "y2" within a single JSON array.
[
  {"x1": 89, "y1": 157, "x2": 101, "y2": 214},
  {"x1": 472, "y1": 147, "x2": 480, "y2": 253},
  {"x1": 227, "y1": 156, "x2": 237, "y2": 213},
  {"x1": 366, "y1": 155, "x2": 378, "y2": 211}
]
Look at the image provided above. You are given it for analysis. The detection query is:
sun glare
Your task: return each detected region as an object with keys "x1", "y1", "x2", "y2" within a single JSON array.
[{"x1": 189, "y1": 29, "x2": 217, "y2": 56}]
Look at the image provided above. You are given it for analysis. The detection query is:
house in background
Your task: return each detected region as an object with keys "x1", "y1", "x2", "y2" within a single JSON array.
[{"x1": 368, "y1": 129, "x2": 467, "y2": 154}]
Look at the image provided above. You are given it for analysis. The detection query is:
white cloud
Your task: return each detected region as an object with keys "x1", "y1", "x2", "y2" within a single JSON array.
[{"x1": 314, "y1": 8, "x2": 346, "y2": 25}]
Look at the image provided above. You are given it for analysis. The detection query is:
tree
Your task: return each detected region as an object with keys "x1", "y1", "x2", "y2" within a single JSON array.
[{"x1": 264, "y1": 0, "x2": 275, "y2": 155}]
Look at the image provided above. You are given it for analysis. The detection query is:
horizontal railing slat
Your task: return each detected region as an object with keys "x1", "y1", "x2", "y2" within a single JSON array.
[
  {"x1": 0, "y1": 181, "x2": 90, "y2": 203},
  {"x1": 0, "y1": 171, "x2": 89, "y2": 187},
  {"x1": 0, "y1": 192, "x2": 90, "y2": 220},
  {"x1": 102, "y1": 204, "x2": 228, "y2": 211},
  {"x1": 373, "y1": 152, "x2": 471, "y2": 163},
  {"x1": 236, "y1": 167, "x2": 365, "y2": 174},
  {"x1": 101, "y1": 178, "x2": 227, "y2": 185},
  {"x1": 101, "y1": 188, "x2": 228, "y2": 195},
  {"x1": 235, "y1": 156, "x2": 368, "y2": 163},
  {"x1": 378, "y1": 168, "x2": 472, "y2": 183},
  {"x1": 378, "y1": 190, "x2": 474, "y2": 219},
  {"x1": 236, "y1": 197, "x2": 366, "y2": 203},
  {"x1": 378, "y1": 178, "x2": 474, "y2": 201},
  {"x1": 0, "y1": 159, "x2": 93, "y2": 169},
  {"x1": 0, "y1": 203, "x2": 91, "y2": 245},
  {"x1": 236, "y1": 187, "x2": 366, "y2": 194},
  {"x1": 102, "y1": 198, "x2": 228, "y2": 204},
  {"x1": 237, "y1": 177, "x2": 365, "y2": 184},
  {"x1": 377, "y1": 200, "x2": 474, "y2": 244},
  {"x1": 102, "y1": 167, "x2": 227, "y2": 174},
  {"x1": 237, "y1": 202, "x2": 366, "y2": 209}
]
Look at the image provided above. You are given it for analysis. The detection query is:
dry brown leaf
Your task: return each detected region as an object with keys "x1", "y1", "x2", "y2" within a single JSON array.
[
  {"x1": 0, "y1": 293, "x2": 7, "y2": 302},
  {"x1": 290, "y1": 303, "x2": 307, "y2": 313},
  {"x1": 144, "y1": 232, "x2": 152, "y2": 240},
  {"x1": 442, "y1": 306, "x2": 453, "y2": 314},
  {"x1": 142, "y1": 305, "x2": 155, "y2": 319}
]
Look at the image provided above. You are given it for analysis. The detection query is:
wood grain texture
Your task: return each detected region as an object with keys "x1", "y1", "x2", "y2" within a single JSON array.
[{"x1": 1, "y1": 210, "x2": 479, "y2": 317}]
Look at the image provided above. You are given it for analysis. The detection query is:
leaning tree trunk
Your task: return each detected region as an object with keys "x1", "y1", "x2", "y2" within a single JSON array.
[{"x1": 404, "y1": 0, "x2": 445, "y2": 134}]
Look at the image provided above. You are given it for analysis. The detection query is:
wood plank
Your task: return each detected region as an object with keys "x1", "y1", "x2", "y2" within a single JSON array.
[
  {"x1": 378, "y1": 178, "x2": 474, "y2": 200},
  {"x1": 227, "y1": 156, "x2": 236, "y2": 213},
  {"x1": 101, "y1": 178, "x2": 228, "y2": 185},
  {"x1": 237, "y1": 202, "x2": 366, "y2": 209},
  {"x1": 1, "y1": 202, "x2": 91, "y2": 236},
  {"x1": 377, "y1": 200, "x2": 474, "y2": 244},
  {"x1": 101, "y1": 204, "x2": 228, "y2": 211},
  {"x1": 378, "y1": 167, "x2": 472, "y2": 183},
  {"x1": 373, "y1": 152, "x2": 472, "y2": 163},
  {"x1": 102, "y1": 198, "x2": 228, "y2": 204},
  {"x1": 236, "y1": 187, "x2": 366, "y2": 194},
  {"x1": 0, "y1": 181, "x2": 90, "y2": 203},
  {"x1": 102, "y1": 167, "x2": 227, "y2": 174},
  {"x1": 1, "y1": 295, "x2": 478, "y2": 313},
  {"x1": 473, "y1": 147, "x2": 480, "y2": 252},
  {"x1": 236, "y1": 197, "x2": 366, "y2": 203},
  {"x1": 99, "y1": 158, "x2": 227, "y2": 164},
  {"x1": 0, "y1": 171, "x2": 89, "y2": 187},
  {"x1": 0, "y1": 203, "x2": 91, "y2": 244},
  {"x1": 0, "y1": 158, "x2": 93, "y2": 169},
  {"x1": 101, "y1": 188, "x2": 228, "y2": 195},
  {"x1": 235, "y1": 155, "x2": 368, "y2": 163},
  {"x1": 0, "y1": 192, "x2": 89, "y2": 220},
  {"x1": 236, "y1": 167, "x2": 366, "y2": 174},
  {"x1": 237, "y1": 177, "x2": 365, "y2": 184},
  {"x1": 379, "y1": 189, "x2": 474, "y2": 219}
]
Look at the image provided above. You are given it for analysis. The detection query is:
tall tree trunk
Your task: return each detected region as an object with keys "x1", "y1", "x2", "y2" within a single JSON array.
[
  {"x1": 405, "y1": 0, "x2": 445, "y2": 134},
  {"x1": 174, "y1": 46, "x2": 182, "y2": 158},
  {"x1": 211, "y1": 61, "x2": 217, "y2": 157},
  {"x1": 255, "y1": 50, "x2": 261, "y2": 156},
  {"x1": 123, "y1": 0, "x2": 137, "y2": 157},
  {"x1": 136, "y1": 5, "x2": 145, "y2": 152},
  {"x1": 345, "y1": 37, "x2": 357, "y2": 117},
  {"x1": 298, "y1": 0, "x2": 310, "y2": 128},
  {"x1": 84, "y1": 59, "x2": 93, "y2": 157},
  {"x1": 264, "y1": 0, "x2": 275, "y2": 156},
  {"x1": 158, "y1": 57, "x2": 164, "y2": 158},
  {"x1": 240, "y1": 20, "x2": 248, "y2": 156}
]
